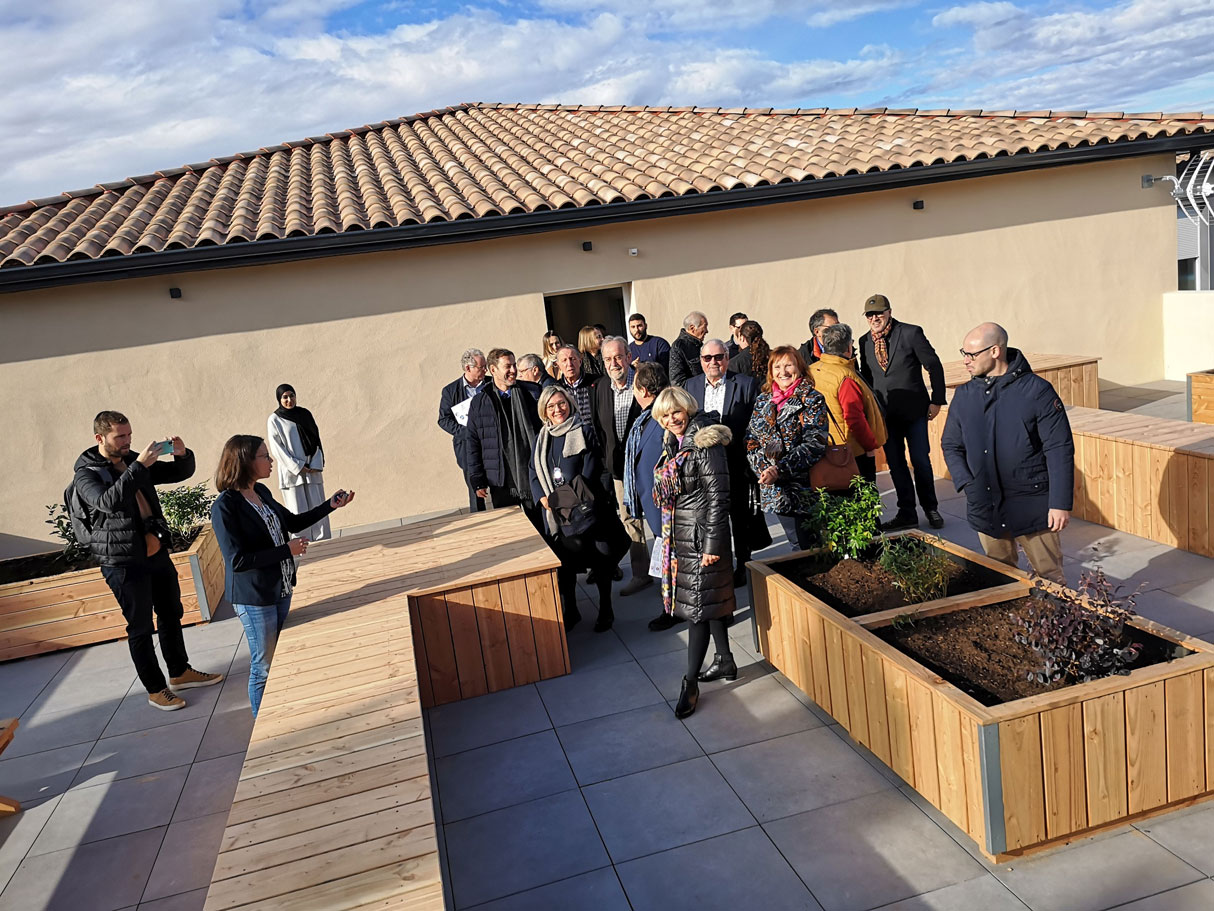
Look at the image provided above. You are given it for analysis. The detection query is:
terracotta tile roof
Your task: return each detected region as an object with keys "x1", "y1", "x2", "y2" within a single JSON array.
[{"x1": 2, "y1": 103, "x2": 1211, "y2": 271}]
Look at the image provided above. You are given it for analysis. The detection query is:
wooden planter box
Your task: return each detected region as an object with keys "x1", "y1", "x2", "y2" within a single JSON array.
[
  {"x1": 0, "y1": 525, "x2": 225, "y2": 663},
  {"x1": 1189, "y1": 369, "x2": 1214, "y2": 425},
  {"x1": 749, "y1": 533, "x2": 1214, "y2": 860}
]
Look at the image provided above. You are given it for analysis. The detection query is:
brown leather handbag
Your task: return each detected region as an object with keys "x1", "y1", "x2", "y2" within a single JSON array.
[{"x1": 809, "y1": 411, "x2": 859, "y2": 492}]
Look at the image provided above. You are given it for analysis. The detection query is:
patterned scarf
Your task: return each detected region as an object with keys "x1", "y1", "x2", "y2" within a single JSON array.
[
  {"x1": 622, "y1": 408, "x2": 652, "y2": 516},
  {"x1": 871, "y1": 321, "x2": 892, "y2": 372},
  {"x1": 653, "y1": 439, "x2": 692, "y2": 614},
  {"x1": 771, "y1": 378, "x2": 801, "y2": 413}
]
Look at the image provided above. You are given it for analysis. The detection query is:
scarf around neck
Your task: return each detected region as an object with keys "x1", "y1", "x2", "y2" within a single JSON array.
[
  {"x1": 771, "y1": 379, "x2": 801, "y2": 413},
  {"x1": 653, "y1": 436, "x2": 693, "y2": 614},
  {"x1": 871, "y1": 321, "x2": 893, "y2": 372},
  {"x1": 532, "y1": 416, "x2": 588, "y2": 534},
  {"x1": 274, "y1": 384, "x2": 322, "y2": 458}
]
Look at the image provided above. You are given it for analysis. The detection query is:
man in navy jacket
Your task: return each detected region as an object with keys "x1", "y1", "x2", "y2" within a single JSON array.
[
  {"x1": 438, "y1": 348, "x2": 488, "y2": 512},
  {"x1": 941, "y1": 323, "x2": 1073, "y2": 584}
]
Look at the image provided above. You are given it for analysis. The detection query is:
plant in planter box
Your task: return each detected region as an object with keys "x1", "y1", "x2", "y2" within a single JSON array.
[
  {"x1": 159, "y1": 481, "x2": 217, "y2": 549},
  {"x1": 1013, "y1": 568, "x2": 1144, "y2": 684},
  {"x1": 878, "y1": 534, "x2": 952, "y2": 603},
  {"x1": 806, "y1": 477, "x2": 883, "y2": 559},
  {"x1": 45, "y1": 502, "x2": 89, "y2": 564}
]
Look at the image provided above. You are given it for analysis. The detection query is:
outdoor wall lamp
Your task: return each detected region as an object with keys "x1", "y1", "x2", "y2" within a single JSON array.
[
  {"x1": 582, "y1": 241, "x2": 593, "y2": 251},
  {"x1": 628, "y1": 248, "x2": 639, "y2": 256},
  {"x1": 168, "y1": 287, "x2": 182, "y2": 299},
  {"x1": 912, "y1": 200, "x2": 924, "y2": 210}
]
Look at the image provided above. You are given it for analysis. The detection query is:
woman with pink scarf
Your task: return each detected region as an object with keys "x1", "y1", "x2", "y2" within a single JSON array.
[{"x1": 744, "y1": 346, "x2": 830, "y2": 550}]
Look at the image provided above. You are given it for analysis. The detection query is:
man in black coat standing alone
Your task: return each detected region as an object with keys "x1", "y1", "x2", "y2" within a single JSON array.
[
  {"x1": 858, "y1": 294, "x2": 947, "y2": 530},
  {"x1": 941, "y1": 324, "x2": 1073, "y2": 583},
  {"x1": 669, "y1": 310, "x2": 709, "y2": 387},
  {"x1": 438, "y1": 348, "x2": 488, "y2": 512}
]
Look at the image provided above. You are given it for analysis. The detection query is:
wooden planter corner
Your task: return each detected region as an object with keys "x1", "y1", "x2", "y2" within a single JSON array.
[
  {"x1": 1189, "y1": 369, "x2": 1214, "y2": 425},
  {"x1": 0, "y1": 525, "x2": 225, "y2": 663},
  {"x1": 748, "y1": 533, "x2": 1214, "y2": 860}
]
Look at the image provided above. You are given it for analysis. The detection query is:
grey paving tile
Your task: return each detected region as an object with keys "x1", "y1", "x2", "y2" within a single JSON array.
[
  {"x1": 137, "y1": 888, "x2": 207, "y2": 910},
  {"x1": 228, "y1": 640, "x2": 251, "y2": 676},
  {"x1": 1061, "y1": 522, "x2": 1160, "y2": 557},
  {"x1": 0, "y1": 796, "x2": 59, "y2": 896},
  {"x1": 1131, "y1": 586, "x2": 1214, "y2": 638},
  {"x1": 611, "y1": 615, "x2": 690, "y2": 659},
  {"x1": 1075, "y1": 541, "x2": 1213, "y2": 590},
  {"x1": 677, "y1": 674, "x2": 824, "y2": 754},
  {"x1": 712, "y1": 727, "x2": 894, "y2": 822},
  {"x1": 179, "y1": 616, "x2": 246, "y2": 651},
  {"x1": 0, "y1": 652, "x2": 71, "y2": 718},
  {"x1": 24, "y1": 660, "x2": 134, "y2": 718},
  {"x1": 435, "y1": 730, "x2": 576, "y2": 823},
  {"x1": 0, "y1": 742, "x2": 92, "y2": 803},
  {"x1": 617, "y1": 826, "x2": 821, "y2": 911},
  {"x1": 212, "y1": 672, "x2": 251, "y2": 716},
  {"x1": 62, "y1": 637, "x2": 140, "y2": 672},
  {"x1": 101, "y1": 678, "x2": 222, "y2": 740},
  {"x1": 466, "y1": 867, "x2": 628, "y2": 910},
  {"x1": 427, "y1": 685, "x2": 551, "y2": 759},
  {"x1": 875, "y1": 874, "x2": 1029, "y2": 910},
  {"x1": 1110, "y1": 879, "x2": 1214, "y2": 911},
  {"x1": 536, "y1": 660, "x2": 664, "y2": 727},
  {"x1": 193, "y1": 705, "x2": 253, "y2": 762},
  {"x1": 564, "y1": 625, "x2": 634, "y2": 671},
  {"x1": 445, "y1": 790, "x2": 609, "y2": 909},
  {"x1": 768, "y1": 670, "x2": 839, "y2": 727},
  {"x1": 582, "y1": 756, "x2": 755, "y2": 864},
  {"x1": 140, "y1": 811, "x2": 228, "y2": 902},
  {"x1": 1164, "y1": 575, "x2": 1214, "y2": 612},
  {"x1": 73, "y1": 719, "x2": 207, "y2": 789},
  {"x1": 5, "y1": 702, "x2": 117, "y2": 759},
  {"x1": 636, "y1": 642, "x2": 772, "y2": 702},
  {"x1": 764, "y1": 789, "x2": 985, "y2": 911},
  {"x1": 991, "y1": 830, "x2": 1202, "y2": 911},
  {"x1": 556, "y1": 703, "x2": 703, "y2": 786},
  {"x1": 29, "y1": 766, "x2": 189, "y2": 856},
  {"x1": 172, "y1": 752, "x2": 245, "y2": 823},
  {"x1": 1136, "y1": 802, "x2": 1214, "y2": 875},
  {"x1": 0, "y1": 824, "x2": 164, "y2": 911}
]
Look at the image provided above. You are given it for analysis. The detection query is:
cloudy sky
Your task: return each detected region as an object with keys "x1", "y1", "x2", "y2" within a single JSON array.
[{"x1": 2, "y1": 0, "x2": 1213, "y2": 205}]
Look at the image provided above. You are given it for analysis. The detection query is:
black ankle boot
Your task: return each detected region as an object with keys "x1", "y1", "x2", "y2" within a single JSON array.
[
  {"x1": 593, "y1": 607, "x2": 614, "y2": 633},
  {"x1": 674, "y1": 676, "x2": 699, "y2": 719},
  {"x1": 698, "y1": 653, "x2": 738, "y2": 682}
]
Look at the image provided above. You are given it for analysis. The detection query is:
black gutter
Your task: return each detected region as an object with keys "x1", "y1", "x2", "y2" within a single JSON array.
[{"x1": 1, "y1": 132, "x2": 1209, "y2": 294}]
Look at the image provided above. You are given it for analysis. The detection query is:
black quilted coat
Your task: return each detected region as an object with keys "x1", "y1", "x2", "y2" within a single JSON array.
[{"x1": 660, "y1": 416, "x2": 736, "y2": 623}]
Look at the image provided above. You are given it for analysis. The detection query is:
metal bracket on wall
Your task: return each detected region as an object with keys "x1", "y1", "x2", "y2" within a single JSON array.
[{"x1": 978, "y1": 722, "x2": 1007, "y2": 857}]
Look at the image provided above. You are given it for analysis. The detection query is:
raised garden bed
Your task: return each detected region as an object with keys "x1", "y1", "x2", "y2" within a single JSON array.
[
  {"x1": 1190, "y1": 369, "x2": 1214, "y2": 425},
  {"x1": 748, "y1": 531, "x2": 1214, "y2": 860},
  {"x1": 0, "y1": 525, "x2": 224, "y2": 663}
]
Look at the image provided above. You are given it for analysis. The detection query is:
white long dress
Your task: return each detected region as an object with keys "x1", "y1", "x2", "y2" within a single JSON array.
[{"x1": 267, "y1": 412, "x2": 330, "y2": 541}]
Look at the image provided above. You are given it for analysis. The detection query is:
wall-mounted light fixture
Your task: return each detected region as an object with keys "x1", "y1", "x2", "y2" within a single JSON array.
[
  {"x1": 628, "y1": 248, "x2": 639, "y2": 256},
  {"x1": 168, "y1": 287, "x2": 182, "y2": 299},
  {"x1": 581, "y1": 241, "x2": 593, "y2": 252},
  {"x1": 912, "y1": 200, "x2": 924, "y2": 210}
]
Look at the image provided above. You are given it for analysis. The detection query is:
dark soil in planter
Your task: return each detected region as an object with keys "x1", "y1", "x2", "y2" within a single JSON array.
[
  {"x1": 778, "y1": 545, "x2": 1014, "y2": 617},
  {"x1": 0, "y1": 529, "x2": 202, "y2": 586},
  {"x1": 876, "y1": 599, "x2": 1186, "y2": 706}
]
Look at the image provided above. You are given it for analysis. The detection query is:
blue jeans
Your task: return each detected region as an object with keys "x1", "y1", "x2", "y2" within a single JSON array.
[{"x1": 233, "y1": 596, "x2": 292, "y2": 717}]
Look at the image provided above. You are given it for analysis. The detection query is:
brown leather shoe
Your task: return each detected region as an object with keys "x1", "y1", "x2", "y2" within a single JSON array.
[
  {"x1": 148, "y1": 689, "x2": 186, "y2": 711},
  {"x1": 169, "y1": 667, "x2": 224, "y2": 690}
]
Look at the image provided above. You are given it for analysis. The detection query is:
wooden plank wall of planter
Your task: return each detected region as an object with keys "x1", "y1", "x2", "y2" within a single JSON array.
[
  {"x1": 749, "y1": 532, "x2": 1214, "y2": 860},
  {"x1": 1190, "y1": 369, "x2": 1214, "y2": 424},
  {"x1": 1067, "y1": 406, "x2": 1214, "y2": 558},
  {"x1": 0, "y1": 526, "x2": 225, "y2": 663}
]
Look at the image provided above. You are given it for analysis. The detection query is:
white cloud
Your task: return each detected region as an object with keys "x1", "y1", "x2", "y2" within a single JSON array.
[
  {"x1": 534, "y1": 0, "x2": 910, "y2": 31},
  {"x1": 932, "y1": 2, "x2": 1022, "y2": 30}
]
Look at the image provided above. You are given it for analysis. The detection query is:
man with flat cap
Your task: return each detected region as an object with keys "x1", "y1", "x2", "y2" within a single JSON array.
[{"x1": 858, "y1": 294, "x2": 947, "y2": 530}]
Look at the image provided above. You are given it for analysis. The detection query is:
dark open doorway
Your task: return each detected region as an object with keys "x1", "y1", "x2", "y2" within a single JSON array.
[{"x1": 544, "y1": 285, "x2": 628, "y2": 348}]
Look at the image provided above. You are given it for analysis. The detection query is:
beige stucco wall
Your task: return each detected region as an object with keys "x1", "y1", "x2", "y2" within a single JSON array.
[
  {"x1": 0, "y1": 154, "x2": 1177, "y2": 558},
  {"x1": 1162, "y1": 291, "x2": 1214, "y2": 380}
]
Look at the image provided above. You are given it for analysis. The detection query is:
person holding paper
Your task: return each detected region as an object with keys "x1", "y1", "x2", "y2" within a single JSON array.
[{"x1": 438, "y1": 348, "x2": 488, "y2": 511}]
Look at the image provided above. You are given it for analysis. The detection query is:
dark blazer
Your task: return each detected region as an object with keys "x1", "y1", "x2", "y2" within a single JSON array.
[
  {"x1": 858, "y1": 320, "x2": 946, "y2": 424},
  {"x1": 437, "y1": 376, "x2": 484, "y2": 469},
  {"x1": 211, "y1": 485, "x2": 335, "y2": 606},
  {"x1": 685, "y1": 373, "x2": 757, "y2": 473},
  {"x1": 591, "y1": 374, "x2": 642, "y2": 483},
  {"x1": 941, "y1": 349, "x2": 1074, "y2": 538}
]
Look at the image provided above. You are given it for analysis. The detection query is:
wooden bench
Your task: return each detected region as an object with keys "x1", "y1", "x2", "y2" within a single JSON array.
[
  {"x1": 205, "y1": 507, "x2": 562, "y2": 910},
  {"x1": 0, "y1": 718, "x2": 19, "y2": 815}
]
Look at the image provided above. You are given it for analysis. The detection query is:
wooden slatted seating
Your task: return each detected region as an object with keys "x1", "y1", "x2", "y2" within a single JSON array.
[
  {"x1": 206, "y1": 507, "x2": 561, "y2": 910},
  {"x1": 0, "y1": 718, "x2": 19, "y2": 815}
]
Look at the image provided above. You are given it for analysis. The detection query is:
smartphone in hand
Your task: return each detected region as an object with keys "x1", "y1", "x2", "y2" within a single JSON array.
[{"x1": 155, "y1": 440, "x2": 175, "y2": 457}]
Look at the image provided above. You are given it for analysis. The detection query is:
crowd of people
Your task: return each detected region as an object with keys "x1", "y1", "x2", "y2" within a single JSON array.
[{"x1": 438, "y1": 297, "x2": 1075, "y2": 719}]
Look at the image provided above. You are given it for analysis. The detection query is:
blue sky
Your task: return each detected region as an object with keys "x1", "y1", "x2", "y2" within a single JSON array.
[{"x1": 2, "y1": 0, "x2": 1213, "y2": 204}]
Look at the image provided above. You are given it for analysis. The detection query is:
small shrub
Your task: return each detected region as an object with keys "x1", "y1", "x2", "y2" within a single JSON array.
[
  {"x1": 890, "y1": 612, "x2": 917, "y2": 631},
  {"x1": 879, "y1": 535, "x2": 952, "y2": 603},
  {"x1": 45, "y1": 502, "x2": 88, "y2": 563},
  {"x1": 1013, "y1": 568, "x2": 1143, "y2": 685},
  {"x1": 806, "y1": 477, "x2": 884, "y2": 560},
  {"x1": 159, "y1": 481, "x2": 217, "y2": 545}
]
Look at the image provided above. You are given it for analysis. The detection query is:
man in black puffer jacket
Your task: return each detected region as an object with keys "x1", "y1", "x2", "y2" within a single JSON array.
[
  {"x1": 75, "y1": 411, "x2": 223, "y2": 711},
  {"x1": 941, "y1": 325, "x2": 1073, "y2": 584}
]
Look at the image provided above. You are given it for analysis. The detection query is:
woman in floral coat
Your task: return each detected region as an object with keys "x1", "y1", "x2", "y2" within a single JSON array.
[{"x1": 745, "y1": 346, "x2": 830, "y2": 550}]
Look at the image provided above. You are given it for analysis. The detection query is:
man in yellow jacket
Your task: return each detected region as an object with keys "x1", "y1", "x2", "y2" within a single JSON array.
[{"x1": 808, "y1": 323, "x2": 888, "y2": 489}]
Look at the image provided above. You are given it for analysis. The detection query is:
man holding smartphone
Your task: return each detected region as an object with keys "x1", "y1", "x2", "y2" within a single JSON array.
[{"x1": 74, "y1": 411, "x2": 224, "y2": 711}]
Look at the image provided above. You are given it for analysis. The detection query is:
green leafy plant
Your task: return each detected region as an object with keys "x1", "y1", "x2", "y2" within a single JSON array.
[
  {"x1": 879, "y1": 534, "x2": 953, "y2": 603},
  {"x1": 806, "y1": 476, "x2": 883, "y2": 560},
  {"x1": 45, "y1": 502, "x2": 88, "y2": 563},
  {"x1": 158, "y1": 481, "x2": 217, "y2": 546},
  {"x1": 890, "y1": 613, "x2": 917, "y2": 631},
  {"x1": 1013, "y1": 568, "x2": 1143, "y2": 685}
]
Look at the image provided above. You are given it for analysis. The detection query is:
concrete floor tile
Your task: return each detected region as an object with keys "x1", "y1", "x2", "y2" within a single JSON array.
[
  {"x1": 465, "y1": 866, "x2": 628, "y2": 910},
  {"x1": 137, "y1": 887, "x2": 208, "y2": 911},
  {"x1": 100, "y1": 681, "x2": 222, "y2": 740},
  {"x1": 764, "y1": 789, "x2": 985, "y2": 911},
  {"x1": 179, "y1": 617, "x2": 246, "y2": 651},
  {"x1": 1164, "y1": 575, "x2": 1214, "y2": 611},
  {"x1": 445, "y1": 790, "x2": 609, "y2": 909},
  {"x1": 611, "y1": 615, "x2": 690, "y2": 660},
  {"x1": 140, "y1": 811, "x2": 228, "y2": 903},
  {"x1": 29, "y1": 766, "x2": 188, "y2": 856},
  {"x1": 24, "y1": 662, "x2": 135, "y2": 718},
  {"x1": 172, "y1": 753, "x2": 245, "y2": 823},
  {"x1": 564, "y1": 626, "x2": 634, "y2": 672},
  {"x1": 875, "y1": 874, "x2": 1029, "y2": 910},
  {"x1": 713, "y1": 727, "x2": 894, "y2": 822},
  {"x1": 0, "y1": 796, "x2": 60, "y2": 895},
  {"x1": 583, "y1": 756, "x2": 755, "y2": 864},
  {"x1": 73, "y1": 719, "x2": 207, "y2": 790},
  {"x1": 192, "y1": 706, "x2": 253, "y2": 762},
  {"x1": 636, "y1": 642, "x2": 772, "y2": 702},
  {"x1": 556, "y1": 703, "x2": 703, "y2": 786},
  {"x1": 212, "y1": 672, "x2": 251, "y2": 716},
  {"x1": 536, "y1": 660, "x2": 664, "y2": 728},
  {"x1": 0, "y1": 652, "x2": 71, "y2": 719},
  {"x1": 1108, "y1": 879, "x2": 1214, "y2": 911},
  {"x1": 1135, "y1": 802, "x2": 1214, "y2": 875},
  {"x1": 992, "y1": 830, "x2": 1202, "y2": 911},
  {"x1": 427, "y1": 685, "x2": 552, "y2": 758},
  {"x1": 1075, "y1": 542, "x2": 1214, "y2": 591},
  {"x1": 678, "y1": 674, "x2": 824, "y2": 754},
  {"x1": 768, "y1": 671, "x2": 837, "y2": 727},
  {"x1": 1131, "y1": 587, "x2": 1214, "y2": 638},
  {"x1": 0, "y1": 742, "x2": 92, "y2": 803},
  {"x1": 617, "y1": 826, "x2": 821, "y2": 911},
  {"x1": 436, "y1": 730, "x2": 576, "y2": 823},
  {"x1": 6, "y1": 703, "x2": 117, "y2": 759},
  {"x1": 0, "y1": 824, "x2": 164, "y2": 911}
]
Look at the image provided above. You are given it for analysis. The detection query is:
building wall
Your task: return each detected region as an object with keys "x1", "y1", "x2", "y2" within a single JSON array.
[
  {"x1": 0, "y1": 154, "x2": 1176, "y2": 557},
  {"x1": 1162, "y1": 291, "x2": 1214, "y2": 379}
]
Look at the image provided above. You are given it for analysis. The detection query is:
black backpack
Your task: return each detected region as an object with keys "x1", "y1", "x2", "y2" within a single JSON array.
[{"x1": 64, "y1": 465, "x2": 115, "y2": 547}]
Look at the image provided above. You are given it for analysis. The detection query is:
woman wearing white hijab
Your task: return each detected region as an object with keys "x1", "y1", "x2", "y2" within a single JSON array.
[{"x1": 267, "y1": 383, "x2": 331, "y2": 541}]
